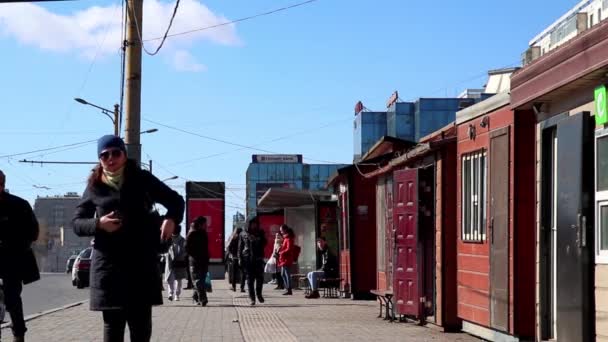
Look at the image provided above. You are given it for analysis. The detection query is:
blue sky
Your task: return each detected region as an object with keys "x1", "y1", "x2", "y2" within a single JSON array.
[{"x1": 0, "y1": 0, "x2": 577, "y2": 236}]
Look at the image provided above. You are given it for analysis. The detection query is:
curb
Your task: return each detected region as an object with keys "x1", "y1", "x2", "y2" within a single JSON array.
[{"x1": 1, "y1": 300, "x2": 88, "y2": 329}]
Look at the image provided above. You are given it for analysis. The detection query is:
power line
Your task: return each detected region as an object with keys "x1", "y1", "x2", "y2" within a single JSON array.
[
  {"x1": 144, "y1": 0, "x2": 319, "y2": 42},
  {"x1": 142, "y1": 117, "x2": 347, "y2": 165},
  {"x1": 126, "y1": 0, "x2": 181, "y2": 56},
  {"x1": 52, "y1": 1, "x2": 122, "y2": 147},
  {"x1": 0, "y1": 139, "x2": 98, "y2": 160},
  {"x1": 169, "y1": 117, "x2": 350, "y2": 167}
]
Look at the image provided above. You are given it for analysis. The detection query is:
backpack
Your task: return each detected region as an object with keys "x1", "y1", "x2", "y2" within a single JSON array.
[
  {"x1": 171, "y1": 238, "x2": 188, "y2": 268},
  {"x1": 292, "y1": 244, "x2": 301, "y2": 263}
]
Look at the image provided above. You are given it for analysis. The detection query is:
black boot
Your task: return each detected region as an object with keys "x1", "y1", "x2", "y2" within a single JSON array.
[{"x1": 282, "y1": 289, "x2": 293, "y2": 295}]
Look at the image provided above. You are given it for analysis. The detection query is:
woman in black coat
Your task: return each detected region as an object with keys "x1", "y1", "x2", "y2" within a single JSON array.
[{"x1": 72, "y1": 135, "x2": 184, "y2": 342}]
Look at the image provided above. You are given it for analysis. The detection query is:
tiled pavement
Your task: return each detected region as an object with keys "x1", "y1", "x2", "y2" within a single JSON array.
[{"x1": 1, "y1": 281, "x2": 481, "y2": 342}]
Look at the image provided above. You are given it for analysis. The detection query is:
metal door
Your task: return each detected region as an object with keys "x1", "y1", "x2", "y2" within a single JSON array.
[
  {"x1": 393, "y1": 169, "x2": 422, "y2": 317},
  {"x1": 490, "y1": 127, "x2": 510, "y2": 332},
  {"x1": 556, "y1": 113, "x2": 593, "y2": 342}
]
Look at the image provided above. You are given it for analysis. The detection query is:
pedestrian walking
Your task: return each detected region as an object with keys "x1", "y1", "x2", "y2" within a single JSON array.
[
  {"x1": 238, "y1": 217, "x2": 267, "y2": 306},
  {"x1": 165, "y1": 225, "x2": 188, "y2": 301},
  {"x1": 277, "y1": 225, "x2": 297, "y2": 296},
  {"x1": 186, "y1": 216, "x2": 210, "y2": 306},
  {"x1": 226, "y1": 228, "x2": 245, "y2": 293},
  {"x1": 72, "y1": 135, "x2": 185, "y2": 342},
  {"x1": 0, "y1": 170, "x2": 40, "y2": 342}
]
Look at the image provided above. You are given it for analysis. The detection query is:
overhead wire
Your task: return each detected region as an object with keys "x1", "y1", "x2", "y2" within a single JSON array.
[
  {"x1": 51, "y1": 1, "x2": 123, "y2": 147},
  {"x1": 126, "y1": 0, "x2": 181, "y2": 56},
  {"x1": 144, "y1": 0, "x2": 319, "y2": 42},
  {"x1": 168, "y1": 117, "x2": 351, "y2": 167},
  {"x1": 0, "y1": 139, "x2": 98, "y2": 160},
  {"x1": 144, "y1": 153, "x2": 246, "y2": 210},
  {"x1": 142, "y1": 117, "x2": 348, "y2": 165}
]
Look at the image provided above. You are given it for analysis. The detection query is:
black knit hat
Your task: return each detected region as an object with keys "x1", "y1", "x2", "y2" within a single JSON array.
[{"x1": 97, "y1": 135, "x2": 126, "y2": 156}]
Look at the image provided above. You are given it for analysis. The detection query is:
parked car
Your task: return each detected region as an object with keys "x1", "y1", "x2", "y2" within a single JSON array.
[
  {"x1": 72, "y1": 247, "x2": 92, "y2": 289},
  {"x1": 66, "y1": 254, "x2": 78, "y2": 274}
]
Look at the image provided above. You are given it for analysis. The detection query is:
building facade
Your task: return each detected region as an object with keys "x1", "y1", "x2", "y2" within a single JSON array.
[
  {"x1": 33, "y1": 192, "x2": 91, "y2": 273},
  {"x1": 524, "y1": 0, "x2": 608, "y2": 65},
  {"x1": 245, "y1": 154, "x2": 344, "y2": 218}
]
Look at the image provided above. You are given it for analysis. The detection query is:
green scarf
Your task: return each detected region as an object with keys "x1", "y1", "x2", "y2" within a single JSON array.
[{"x1": 102, "y1": 167, "x2": 125, "y2": 190}]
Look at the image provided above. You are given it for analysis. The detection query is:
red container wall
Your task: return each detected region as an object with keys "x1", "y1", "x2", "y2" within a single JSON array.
[
  {"x1": 439, "y1": 143, "x2": 460, "y2": 330},
  {"x1": 187, "y1": 199, "x2": 225, "y2": 263},
  {"x1": 456, "y1": 108, "x2": 536, "y2": 338},
  {"x1": 513, "y1": 110, "x2": 536, "y2": 339},
  {"x1": 457, "y1": 109, "x2": 515, "y2": 328},
  {"x1": 349, "y1": 171, "x2": 377, "y2": 298}
]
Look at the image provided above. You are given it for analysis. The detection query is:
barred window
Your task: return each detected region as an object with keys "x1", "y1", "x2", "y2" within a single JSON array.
[{"x1": 462, "y1": 150, "x2": 487, "y2": 242}]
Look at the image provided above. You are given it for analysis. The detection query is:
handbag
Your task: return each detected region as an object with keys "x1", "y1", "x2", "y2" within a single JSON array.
[
  {"x1": 264, "y1": 256, "x2": 277, "y2": 273},
  {"x1": 205, "y1": 272, "x2": 213, "y2": 293}
]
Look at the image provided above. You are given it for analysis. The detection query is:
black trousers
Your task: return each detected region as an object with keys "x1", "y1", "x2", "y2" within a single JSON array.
[
  {"x1": 102, "y1": 306, "x2": 152, "y2": 342},
  {"x1": 245, "y1": 260, "x2": 264, "y2": 302},
  {"x1": 230, "y1": 259, "x2": 245, "y2": 291},
  {"x1": 191, "y1": 266, "x2": 208, "y2": 304},
  {"x1": 1, "y1": 277, "x2": 26, "y2": 339}
]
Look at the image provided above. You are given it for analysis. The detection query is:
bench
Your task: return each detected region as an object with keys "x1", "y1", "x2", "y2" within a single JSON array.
[
  {"x1": 290, "y1": 273, "x2": 306, "y2": 291},
  {"x1": 317, "y1": 278, "x2": 342, "y2": 298},
  {"x1": 370, "y1": 289, "x2": 394, "y2": 322},
  {"x1": 297, "y1": 275, "x2": 311, "y2": 295}
]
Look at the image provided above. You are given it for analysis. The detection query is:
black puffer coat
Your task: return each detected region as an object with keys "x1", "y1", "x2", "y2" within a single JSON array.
[
  {"x1": 0, "y1": 191, "x2": 40, "y2": 284},
  {"x1": 72, "y1": 160, "x2": 184, "y2": 311}
]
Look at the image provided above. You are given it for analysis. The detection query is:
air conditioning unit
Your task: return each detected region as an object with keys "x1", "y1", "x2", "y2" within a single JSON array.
[{"x1": 521, "y1": 46, "x2": 541, "y2": 66}]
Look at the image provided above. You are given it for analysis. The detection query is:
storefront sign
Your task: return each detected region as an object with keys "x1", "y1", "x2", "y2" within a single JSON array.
[
  {"x1": 252, "y1": 154, "x2": 302, "y2": 163},
  {"x1": 595, "y1": 84, "x2": 608, "y2": 125}
]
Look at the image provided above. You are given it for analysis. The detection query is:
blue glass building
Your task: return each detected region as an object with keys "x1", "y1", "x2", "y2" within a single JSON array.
[
  {"x1": 353, "y1": 111, "x2": 387, "y2": 162},
  {"x1": 354, "y1": 95, "x2": 494, "y2": 161},
  {"x1": 246, "y1": 155, "x2": 345, "y2": 218}
]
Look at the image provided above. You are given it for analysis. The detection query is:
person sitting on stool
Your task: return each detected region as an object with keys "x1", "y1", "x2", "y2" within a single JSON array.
[{"x1": 306, "y1": 237, "x2": 338, "y2": 299}]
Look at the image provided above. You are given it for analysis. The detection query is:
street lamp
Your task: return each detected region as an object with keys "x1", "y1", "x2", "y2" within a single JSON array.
[
  {"x1": 75, "y1": 98, "x2": 119, "y2": 136},
  {"x1": 161, "y1": 176, "x2": 178, "y2": 182}
]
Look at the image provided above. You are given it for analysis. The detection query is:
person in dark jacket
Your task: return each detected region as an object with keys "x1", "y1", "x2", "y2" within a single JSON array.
[
  {"x1": 305, "y1": 237, "x2": 338, "y2": 299},
  {"x1": 226, "y1": 227, "x2": 245, "y2": 293},
  {"x1": 72, "y1": 135, "x2": 184, "y2": 342},
  {"x1": 238, "y1": 217, "x2": 267, "y2": 306},
  {"x1": 0, "y1": 170, "x2": 40, "y2": 342},
  {"x1": 186, "y1": 216, "x2": 209, "y2": 306}
]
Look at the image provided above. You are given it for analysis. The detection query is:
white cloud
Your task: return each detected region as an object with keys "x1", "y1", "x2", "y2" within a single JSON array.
[
  {"x1": 0, "y1": 0, "x2": 239, "y2": 70},
  {"x1": 172, "y1": 49, "x2": 206, "y2": 72}
]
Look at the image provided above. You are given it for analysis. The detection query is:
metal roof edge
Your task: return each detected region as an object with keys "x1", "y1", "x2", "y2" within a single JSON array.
[{"x1": 456, "y1": 92, "x2": 510, "y2": 125}]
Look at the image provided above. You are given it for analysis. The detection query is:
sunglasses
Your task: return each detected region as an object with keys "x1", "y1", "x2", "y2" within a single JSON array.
[{"x1": 99, "y1": 149, "x2": 123, "y2": 161}]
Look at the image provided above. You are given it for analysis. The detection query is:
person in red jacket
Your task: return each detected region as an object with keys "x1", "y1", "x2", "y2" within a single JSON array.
[{"x1": 277, "y1": 225, "x2": 296, "y2": 295}]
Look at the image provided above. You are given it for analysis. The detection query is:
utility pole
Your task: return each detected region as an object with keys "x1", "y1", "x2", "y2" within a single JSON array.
[{"x1": 124, "y1": 0, "x2": 143, "y2": 164}]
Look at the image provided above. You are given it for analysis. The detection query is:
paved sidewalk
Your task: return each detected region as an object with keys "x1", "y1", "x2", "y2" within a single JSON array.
[{"x1": 1, "y1": 280, "x2": 480, "y2": 342}]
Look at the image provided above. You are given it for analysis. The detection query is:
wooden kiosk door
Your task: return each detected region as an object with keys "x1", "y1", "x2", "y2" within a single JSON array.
[
  {"x1": 489, "y1": 127, "x2": 510, "y2": 332},
  {"x1": 393, "y1": 169, "x2": 422, "y2": 318}
]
